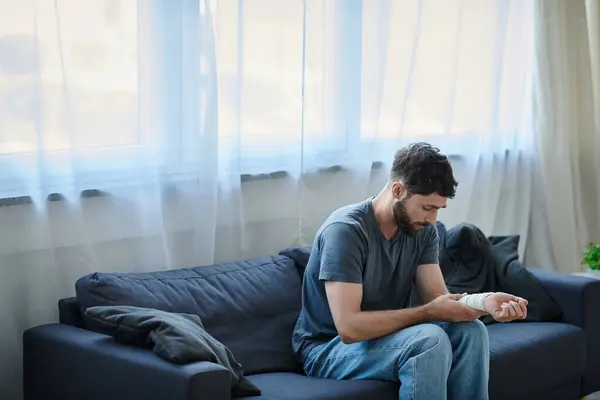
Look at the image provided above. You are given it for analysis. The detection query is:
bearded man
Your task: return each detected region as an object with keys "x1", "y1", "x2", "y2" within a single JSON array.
[{"x1": 291, "y1": 142, "x2": 528, "y2": 400}]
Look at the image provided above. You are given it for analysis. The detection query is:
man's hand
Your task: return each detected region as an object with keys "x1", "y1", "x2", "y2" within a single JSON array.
[
  {"x1": 483, "y1": 292, "x2": 528, "y2": 322},
  {"x1": 425, "y1": 293, "x2": 487, "y2": 322}
]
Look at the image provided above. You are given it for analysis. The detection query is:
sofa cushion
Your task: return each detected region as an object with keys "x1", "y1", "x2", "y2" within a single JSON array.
[
  {"x1": 488, "y1": 322, "x2": 585, "y2": 398},
  {"x1": 279, "y1": 246, "x2": 311, "y2": 278},
  {"x1": 75, "y1": 255, "x2": 302, "y2": 374},
  {"x1": 240, "y1": 372, "x2": 397, "y2": 400}
]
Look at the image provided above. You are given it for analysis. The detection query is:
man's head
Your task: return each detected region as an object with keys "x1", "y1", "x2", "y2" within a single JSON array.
[{"x1": 388, "y1": 142, "x2": 457, "y2": 235}]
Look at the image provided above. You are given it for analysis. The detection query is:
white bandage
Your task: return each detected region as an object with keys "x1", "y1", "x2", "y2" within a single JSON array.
[{"x1": 458, "y1": 293, "x2": 492, "y2": 311}]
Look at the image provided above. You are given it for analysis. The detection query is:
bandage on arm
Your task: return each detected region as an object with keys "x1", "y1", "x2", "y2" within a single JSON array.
[{"x1": 457, "y1": 293, "x2": 492, "y2": 311}]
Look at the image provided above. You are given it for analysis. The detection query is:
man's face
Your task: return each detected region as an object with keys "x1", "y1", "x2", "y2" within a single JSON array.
[{"x1": 392, "y1": 190, "x2": 447, "y2": 235}]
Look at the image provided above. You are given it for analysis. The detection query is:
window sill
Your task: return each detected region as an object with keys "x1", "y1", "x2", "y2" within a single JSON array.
[{"x1": 0, "y1": 155, "x2": 468, "y2": 207}]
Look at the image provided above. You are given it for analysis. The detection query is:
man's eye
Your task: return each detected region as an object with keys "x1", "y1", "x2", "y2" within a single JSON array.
[{"x1": 423, "y1": 207, "x2": 432, "y2": 211}]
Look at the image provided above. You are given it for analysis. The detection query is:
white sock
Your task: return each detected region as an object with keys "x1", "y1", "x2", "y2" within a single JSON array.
[{"x1": 458, "y1": 293, "x2": 492, "y2": 311}]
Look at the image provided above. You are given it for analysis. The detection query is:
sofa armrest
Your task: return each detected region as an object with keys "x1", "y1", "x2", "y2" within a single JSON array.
[
  {"x1": 23, "y1": 323, "x2": 232, "y2": 400},
  {"x1": 529, "y1": 268, "x2": 600, "y2": 394},
  {"x1": 529, "y1": 268, "x2": 600, "y2": 326}
]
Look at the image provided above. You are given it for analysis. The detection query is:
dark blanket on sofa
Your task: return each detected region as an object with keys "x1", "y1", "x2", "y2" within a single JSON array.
[
  {"x1": 435, "y1": 221, "x2": 562, "y2": 324},
  {"x1": 84, "y1": 305, "x2": 261, "y2": 397}
]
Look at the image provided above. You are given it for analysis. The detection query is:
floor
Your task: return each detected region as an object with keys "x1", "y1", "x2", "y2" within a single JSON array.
[{"x1": 587, "y1": 393, "x2": 600, "y2": 399}]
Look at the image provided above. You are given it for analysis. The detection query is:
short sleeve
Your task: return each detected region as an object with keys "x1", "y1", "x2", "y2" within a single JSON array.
[
  {"x1": 317, "y1": 223, "x2": 365, "y2": 284},
  {"x1": 418, "y1": 226, "x2": 440, "y2": 265}
]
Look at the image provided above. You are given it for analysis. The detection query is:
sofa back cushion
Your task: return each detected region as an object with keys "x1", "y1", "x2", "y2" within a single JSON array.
[
  {"x1": 75, "y1": 255, "x2": 302, "y2": 374},
  {"x1": 279, "y1": 246, "x2": 311, "y2": 279}
]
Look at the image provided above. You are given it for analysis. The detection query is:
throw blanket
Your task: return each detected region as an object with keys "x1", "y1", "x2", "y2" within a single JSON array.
[
  {"x1": 84, "y1": 305, "x2": 261, "y2": 397},
  {"x1": 435, "y1": 221, "x2": 562, "y2": 324}
]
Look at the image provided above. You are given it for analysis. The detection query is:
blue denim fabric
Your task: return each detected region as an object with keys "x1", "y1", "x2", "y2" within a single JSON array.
[{"x1": 303, "y1": 320, "x2": 489, "y2": 400}]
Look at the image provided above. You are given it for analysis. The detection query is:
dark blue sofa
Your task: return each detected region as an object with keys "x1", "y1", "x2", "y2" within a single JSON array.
[{"x1": 22, "y1": 254, "x2": 600, "y2": 400}]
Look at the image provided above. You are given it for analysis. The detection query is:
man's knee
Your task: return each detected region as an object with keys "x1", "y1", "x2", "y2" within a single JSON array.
[
  {"x1": 457, "y1": 320, "x2": 489, "y2": 339},
  {"x1": 395, "y1": 323, "x2": 453, "y2": 364},
  {"x1": 416, "y1": 324, "x2": 453, "y2": 351},
  {"x1": 451, "y1": 319, "x2": 490, "y2": 351}
]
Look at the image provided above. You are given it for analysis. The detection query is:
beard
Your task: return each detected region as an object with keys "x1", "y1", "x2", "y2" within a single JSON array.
[{"x1": 393, "y1": 198, "x2": 431, "y2": 236}]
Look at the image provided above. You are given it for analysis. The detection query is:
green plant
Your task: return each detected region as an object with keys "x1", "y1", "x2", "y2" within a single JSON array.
[{"x1": 582, "y1": 242, "x2": 600, "y2": 271}]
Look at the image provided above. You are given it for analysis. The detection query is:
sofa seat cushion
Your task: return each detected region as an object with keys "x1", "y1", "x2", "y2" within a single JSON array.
[
  {"x1": 239, "y1": 372, "x2": 398, "y2": 400},
  {"x1": 75, "y1": 255, "x2": 302, "y2": 375},
  {"x1": 488, "y1": 322, "x2": 585, "y2": 398}
]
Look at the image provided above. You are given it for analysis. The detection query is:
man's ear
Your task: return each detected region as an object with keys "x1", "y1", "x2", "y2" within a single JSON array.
[{"x1": 391, "y1": 181, "x2": 407, "y2": 200}]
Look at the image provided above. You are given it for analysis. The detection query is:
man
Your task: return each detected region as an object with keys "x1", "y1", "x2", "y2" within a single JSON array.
[{"x1": 292, "y1": 142, "x2": 528, "y2": 400}]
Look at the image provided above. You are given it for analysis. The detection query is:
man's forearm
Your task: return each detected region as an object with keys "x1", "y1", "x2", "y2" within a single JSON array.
[
  {"x1": 338, "y1": 306, "x2": 435, "y2": 344},
  {"x1": 458, "y1": 293, "x2": 492, "y2": 311},
  {"x1": 418, "y1": 288, "x2": 449, "y2": 304}
]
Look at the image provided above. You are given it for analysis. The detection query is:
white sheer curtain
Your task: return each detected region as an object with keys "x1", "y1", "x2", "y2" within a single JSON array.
[
  {"x1": 207, "y1": 0, "x2": 535, "y2": 251},
  {"x1": 351, "y1": 0, "x2": 535, "y2": 256},
  {"x1": 1, "y1": 1, "x2": 535, "y2": 398},
  {"x1": 527, "y1": 0, "x2": 600, "y2": 273},
  {"x1": 0, "y1": 2, "x2": 223, "y2": 397}
]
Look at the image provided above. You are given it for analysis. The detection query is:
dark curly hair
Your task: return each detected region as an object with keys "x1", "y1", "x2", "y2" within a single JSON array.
[{"x1": 390, "y1": 142, "x2": 458, "y2": 198}]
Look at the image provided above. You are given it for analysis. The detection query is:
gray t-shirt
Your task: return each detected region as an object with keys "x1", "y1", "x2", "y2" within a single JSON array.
[{"x1": 291, "y1": 197, "x2": 440, "y2": 361}]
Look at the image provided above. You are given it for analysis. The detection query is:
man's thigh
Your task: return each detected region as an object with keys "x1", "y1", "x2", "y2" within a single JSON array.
[{"x1": 303, "y1": 322, "x2": 449, "y2": 381}]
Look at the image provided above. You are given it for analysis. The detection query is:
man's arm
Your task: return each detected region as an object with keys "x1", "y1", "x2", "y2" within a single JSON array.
[
  {"x1": 413, "y1": 226, "x2": 452, "y2": 303},
  {"x1": 414, "y1": 262, "x2": 528, "y2": 320},
  {"x1": 320, "y1": 223, "x2": 436, "y2": 344},
  {"x1": 413, "y1": 227, "x2": 526, "y2": 321},
  {"x1": 325, "y1": 281, "x2": 436, "y2": 344},
  {"x1": 414, "y1": 263, "x2": 450, "y2": 304}
]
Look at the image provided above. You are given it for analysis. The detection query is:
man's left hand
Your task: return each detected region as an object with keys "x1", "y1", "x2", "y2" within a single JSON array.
[{"x1": 483, "y1": 292, "x2": 528, "y2": 322}]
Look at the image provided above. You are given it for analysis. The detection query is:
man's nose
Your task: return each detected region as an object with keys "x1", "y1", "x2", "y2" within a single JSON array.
[{"x1": 425, "y1": 215, "x2": 437, "y2": 225}]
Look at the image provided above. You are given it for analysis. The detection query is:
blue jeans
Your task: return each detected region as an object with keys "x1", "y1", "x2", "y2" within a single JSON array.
[{"x1": 303, "y1": 320, "x2": 490, "y2": 400}]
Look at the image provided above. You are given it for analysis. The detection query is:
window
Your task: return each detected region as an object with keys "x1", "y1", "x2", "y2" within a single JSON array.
[
  {"x1": 211, "y1": 0, "x2": 354, "y2": 173},
  {"x1": 0, "y1": 0, "x2": 144, "y2": 195},
  {"x1": 0, "y1": 1, "x2": 139, "y2": 155},
  {"x1": 357, "y1": 0, "x2": 533, "y2": 154},
  {"x1": 0, "y1": 0, "x2": 533, "y2": 194},
  {"x1": 210, "y1": 0, "x2": 533, "y2": 172}
]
